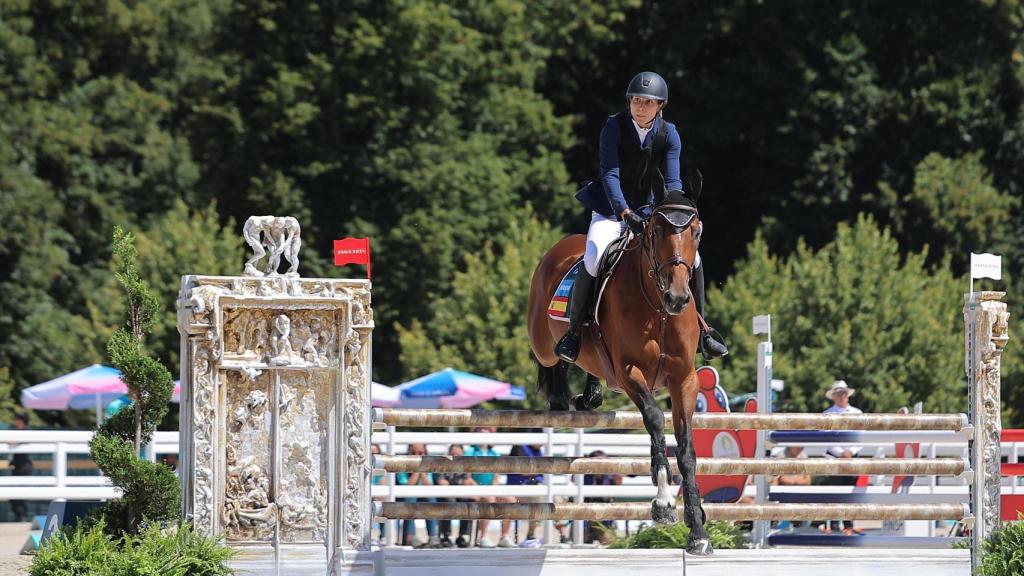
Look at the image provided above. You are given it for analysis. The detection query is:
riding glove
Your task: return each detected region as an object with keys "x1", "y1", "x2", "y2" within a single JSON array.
[{"x1": 623, "y1": 211, "x2": 645, "y2": 235}]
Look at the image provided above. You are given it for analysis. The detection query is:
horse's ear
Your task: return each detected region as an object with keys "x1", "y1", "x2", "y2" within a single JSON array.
[
  {"x1": 687, "y1": 169, "x2": 703, "y2": 201},
  {"x1": 653, "y1": 167, "x2": 666, "y2": 205}
]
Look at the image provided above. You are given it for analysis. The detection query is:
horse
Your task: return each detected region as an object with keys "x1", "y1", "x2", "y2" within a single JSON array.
[{"x1": 527, "y1": 190, "x2": 712, "y2": 555}]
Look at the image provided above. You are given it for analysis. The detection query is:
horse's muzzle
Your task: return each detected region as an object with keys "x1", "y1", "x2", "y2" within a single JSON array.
[{"x1": 662, "y1": 290, "x2": 690, "y2": 315}]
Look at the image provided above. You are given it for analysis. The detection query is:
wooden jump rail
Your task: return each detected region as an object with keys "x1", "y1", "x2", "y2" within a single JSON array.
[
  {"x1": 375, "y1": 455, "x2": 970, "y2": 477},
  {"x1": 373, "y1": 408, "x2": 970, "y2": 432},
  {"x1": 375, "y1": 502, "x2": 969, "y2": 522}
]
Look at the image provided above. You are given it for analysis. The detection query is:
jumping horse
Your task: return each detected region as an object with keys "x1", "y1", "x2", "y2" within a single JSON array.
[{"x1": 527, "y1": 189, "x2": 712, "y2": 555}]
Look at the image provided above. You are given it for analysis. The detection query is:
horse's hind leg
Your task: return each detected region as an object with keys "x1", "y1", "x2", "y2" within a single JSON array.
[
  {"x1": 622, "y1": 370, "x2": 677, "y2": 525},
  {"x1": 670, "y1": 372, "x2": 712, "y2": 555},
  {"x1": 573, "y1": 373, "x2": 603, "y2": 411},
  {"x1": 538, "y1": 360, "x2": 572, "y2": 411}
]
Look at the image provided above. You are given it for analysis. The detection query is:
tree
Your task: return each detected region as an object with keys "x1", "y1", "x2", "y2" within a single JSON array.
[
  {"x1": 903, "y1": 152, "x2": 1018, "y2": 269},
  {"x1": 709, "y1": 215, "x2": 964, "y2": 414},
  {"x1": 88, "y1": 227, "x2": 178, "y2": 534},
  {"x1": 397, "y1": 207, "x2": 564, "y2": 408},
  {"x1": 92, "y1": 200, "x2": 243, "y2": 372}
]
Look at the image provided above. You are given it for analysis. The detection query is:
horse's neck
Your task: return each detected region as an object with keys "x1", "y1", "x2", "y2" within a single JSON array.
[{"x1": 614, "y1": 241, "x2": 660, "y2": 316}]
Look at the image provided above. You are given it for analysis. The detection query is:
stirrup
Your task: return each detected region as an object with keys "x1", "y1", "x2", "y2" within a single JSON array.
[
  {"x1": 554, "y1": 332, "x2": 581, "y2": 363},
  {"x1": 700, "y1": 329, "x2": 728, "y2": 361}
]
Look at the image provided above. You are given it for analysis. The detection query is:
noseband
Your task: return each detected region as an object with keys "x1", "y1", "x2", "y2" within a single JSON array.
[{"x1": 641, "y1": 203, "x2": 700, "y2": 300}]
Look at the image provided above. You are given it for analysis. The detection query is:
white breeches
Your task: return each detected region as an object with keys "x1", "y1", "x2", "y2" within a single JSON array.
[{"x1": 583, "y1": 212, "x2": 701, "y2": 277}]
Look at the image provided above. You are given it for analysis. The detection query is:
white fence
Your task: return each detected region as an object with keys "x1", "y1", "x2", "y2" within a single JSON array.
[
  {"x1": 4, "y1": 427, "x2": 1021, "y2": 545},
  {"x1": 2, "y1": 428, "x2": 1022, "y2": 502}
]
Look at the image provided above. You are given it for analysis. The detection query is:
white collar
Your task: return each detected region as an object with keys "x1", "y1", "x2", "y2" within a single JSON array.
[
  {"x1": 631, "y1": 117, "x2": 655, "y2": 145},
  {"x1": 632, "y1": 118, "x2": 655, "y2": 133}
]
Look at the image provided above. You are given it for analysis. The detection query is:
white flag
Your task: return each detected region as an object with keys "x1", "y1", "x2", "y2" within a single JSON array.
[
  {"x1": 970, "y1": 253, "x2": 1002, "y2": 280},
  {"x1": 752, "y1": 314, "x2": 771, "y2": 335}
]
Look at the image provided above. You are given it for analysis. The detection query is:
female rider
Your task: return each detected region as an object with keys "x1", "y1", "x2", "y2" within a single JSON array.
[{"x1": 554, "y1": 71, "x2": 728, "y2": 363}]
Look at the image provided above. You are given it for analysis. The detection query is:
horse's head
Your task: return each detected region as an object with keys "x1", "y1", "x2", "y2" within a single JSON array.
[{"x1": 644, "y1": 190, "x2": 701, "y2": 315}]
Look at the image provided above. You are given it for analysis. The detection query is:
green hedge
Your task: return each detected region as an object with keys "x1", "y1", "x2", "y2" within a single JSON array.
[
  {"x1": 980, "y1": 520, "x2": 1024, "y2": 576},
  {"x1": 31, "y1": 520, "x2": 234, "y2": 576},
  {"x1": 607, "y1": 521, "x2": 746, "y2": 550}
]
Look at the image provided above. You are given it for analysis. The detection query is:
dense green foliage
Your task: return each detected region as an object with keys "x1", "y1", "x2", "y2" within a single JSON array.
[
  {"x1": 607, "y1": 520, "x2": 746, "y2": 550},
  {"x1": 397, "y1": 207, "x2": 564, "y2": 409},
  {"x1": 89, "y1": 228, "x2": 178, "y2": 533},
  {"x1": 980, "y1": 517, "x2": 1024, "y2": 576},
  {"x1": 711, "y1": 216, "x2": 964, "y2": 413},
  {"x1": 31, "y1": 520, "x2": 235, "y2": 576},
  {"x1": 2, "y1": 1, "x2": 1023, "y2": 424}
]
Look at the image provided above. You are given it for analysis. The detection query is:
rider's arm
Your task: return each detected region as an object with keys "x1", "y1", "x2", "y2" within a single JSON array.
[
  {"x1": 599, "y1": 116, "x2": 630, "y2": 218},
  {"x1": 662, "y1": 122, "x2": 683, "y2": 194}
]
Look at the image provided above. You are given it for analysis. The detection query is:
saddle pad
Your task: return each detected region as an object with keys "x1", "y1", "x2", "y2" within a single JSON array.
[{"x1": 547, "y1": 260, "x2": 583, "y2": 322}]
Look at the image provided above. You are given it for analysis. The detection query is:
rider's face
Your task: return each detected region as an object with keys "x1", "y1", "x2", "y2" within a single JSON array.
[{"x1": 630, "y1": 97, "x2": 663, "y2": 127}]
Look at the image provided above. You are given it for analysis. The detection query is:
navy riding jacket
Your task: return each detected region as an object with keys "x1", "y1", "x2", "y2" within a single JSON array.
[{"x1": 576, "y1": 111, "x2": 684, "y2": 218}]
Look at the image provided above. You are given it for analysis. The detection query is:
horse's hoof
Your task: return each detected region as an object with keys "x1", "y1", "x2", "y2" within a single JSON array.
[
  {"x1": 573, "y1": 394, "x2": 603, "y2": 411},
  {"x1": 650, "y1": 501, "x2": 678, "y2": 525},
  {"x1": 686, "y1": 537, "x2": 713, "y2": 556}
]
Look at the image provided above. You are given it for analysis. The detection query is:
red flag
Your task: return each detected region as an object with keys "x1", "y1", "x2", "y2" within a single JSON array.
[{"x1": 334, "y1": 237, "x2": 371, "y2": 280}]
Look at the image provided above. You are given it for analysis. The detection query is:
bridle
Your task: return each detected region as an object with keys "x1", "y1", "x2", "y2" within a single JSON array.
[
  {"x1": 639, "y1": 203, "x2": 701, "y2": 312},
  {"x1": 630, "y1": 202, "x2": 701, "y2": 387}
]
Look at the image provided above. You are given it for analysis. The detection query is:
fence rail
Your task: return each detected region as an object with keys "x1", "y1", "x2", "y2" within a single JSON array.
[
  {"x1": 376, "y1": 501, "x2": 970, "y2": 522},
  {"x1": 374, "y1": 408, "x2": 969, "y2": 431},
  {"x1": 376, "y1": 455, "x2": 969, "y2": 476}
]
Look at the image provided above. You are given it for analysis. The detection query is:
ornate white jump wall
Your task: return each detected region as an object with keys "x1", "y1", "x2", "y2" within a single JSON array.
[{"x1": 178, "y1": 216, "x2": 374, "y2": 574}]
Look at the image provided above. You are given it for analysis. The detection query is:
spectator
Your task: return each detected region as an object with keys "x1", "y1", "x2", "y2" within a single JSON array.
[
  {"x1": 396, "y1": 443, "x2": 441, "y2": 547},
  {"x1": 582, "y1": 450, "x2": 621, "y2": 545},
  {"x1": 8, "y1": 414, "x2": 32, "y2": 522},
  {"x1": 771, "y1": 445, "x2": 811, "y2": 528},
  {"x1": 773, "y1": 445, "x2": 811, "y2": 486},
  {"x1": 464, "y1": 427, "x2": 514, "y2": 547},
  {"x1": 370, "y1": 444, "x2": 386, "y2": 545},
  {"x1": 822, "y1": 380, "x2": 863, "y2": 535},
  {"x1": 162, "y1": 454, "x2": 179, "y2": 472},
  {"x1": 507, "y1": 443, "x2": 568, "y2": 547},
  {"x1": 435, "y1": 444, "x2": 474, "y2": 548}
]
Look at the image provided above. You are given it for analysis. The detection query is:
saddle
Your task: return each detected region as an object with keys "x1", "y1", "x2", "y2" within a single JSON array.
[{"x1": 546, "y1": 232, "x2": 632, "y2": 325}]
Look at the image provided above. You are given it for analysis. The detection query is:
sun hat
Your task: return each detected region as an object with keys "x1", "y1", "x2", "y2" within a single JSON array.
[{"x1": 825, "y1": 380, "x2": 855, "y2": 400}]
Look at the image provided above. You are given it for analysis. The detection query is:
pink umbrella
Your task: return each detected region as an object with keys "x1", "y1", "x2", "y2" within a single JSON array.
[
  {"x1": 395, "y1": 368, "x2": 525, "y2": 409},
  {"x1": 21, "y1": 364, "x2": 181, "y2": 423}
]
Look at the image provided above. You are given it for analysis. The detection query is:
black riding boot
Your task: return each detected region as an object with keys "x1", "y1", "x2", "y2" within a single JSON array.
[
  {"x1": 554, "y1": 269, "x2": 596, "y2": 363},
  {"x1": 691, "y1": 264, "x2": 729, "y2": 361}
]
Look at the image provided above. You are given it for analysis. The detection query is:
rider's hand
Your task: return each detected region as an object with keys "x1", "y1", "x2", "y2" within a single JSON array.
[{"x1": 622, "y1": 210, "x2": 645, "y2": 235}]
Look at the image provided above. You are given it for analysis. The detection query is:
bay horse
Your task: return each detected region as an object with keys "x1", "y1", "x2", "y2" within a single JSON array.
[{"x1": 527, "y1": 190, "x2": 712, "y2": 555}]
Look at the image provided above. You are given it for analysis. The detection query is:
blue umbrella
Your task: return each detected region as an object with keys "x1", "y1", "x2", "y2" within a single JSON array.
[{"x1": 396, "y1": 368, "x2": 526, "y2": 408}]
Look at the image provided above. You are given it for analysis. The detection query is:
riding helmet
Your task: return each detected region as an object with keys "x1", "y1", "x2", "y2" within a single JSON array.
[{"x1": 625, "y1": 72, "x2": 668, "y2": 103}]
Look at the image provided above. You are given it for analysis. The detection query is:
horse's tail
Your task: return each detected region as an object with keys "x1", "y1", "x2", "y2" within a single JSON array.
[{"x1": 534, "y1": 353, "x2": 571, "y2": 411}]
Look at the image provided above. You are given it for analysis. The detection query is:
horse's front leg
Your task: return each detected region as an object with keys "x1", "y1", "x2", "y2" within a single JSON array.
[
  {"x1": 670, "y1": 372, "x2": 712, "y2": 555},
  {"x1": 622, "y1": 366, "x2": 677, "y2": 525}
]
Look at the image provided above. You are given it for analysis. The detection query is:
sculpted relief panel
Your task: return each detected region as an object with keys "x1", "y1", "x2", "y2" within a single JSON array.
[
  {"x1": 222, "y1": 370, "x2": 275, "y2": 542},
  {"x1": 278, "y1": 372, "x2": 331, "y2": 543},
  {"x1": 223, "y1": 308, "x2": 338, "y2": 368}
]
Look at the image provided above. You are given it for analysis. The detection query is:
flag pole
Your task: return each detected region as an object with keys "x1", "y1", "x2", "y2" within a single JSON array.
[
  {"x1": 367, "y1": 239, "x2": 372, "y2": 282},
  {"x1": 970, "y1": 253, "x2": 974, "y2": 295}
]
